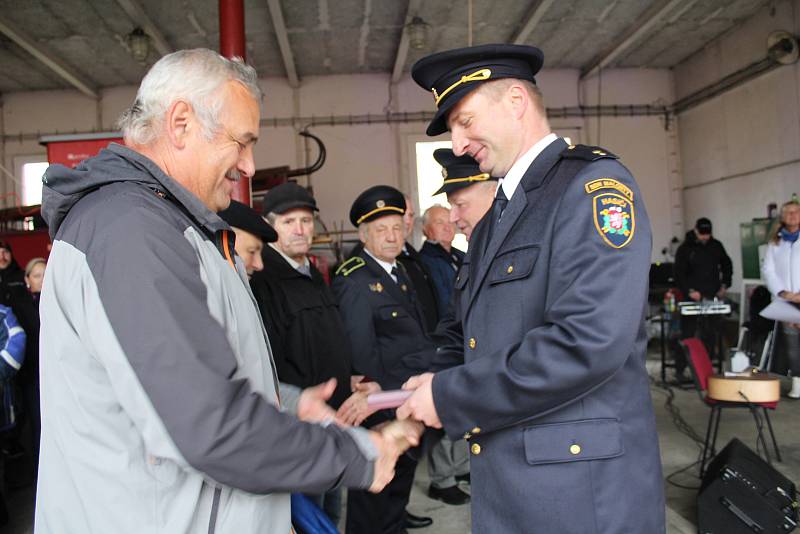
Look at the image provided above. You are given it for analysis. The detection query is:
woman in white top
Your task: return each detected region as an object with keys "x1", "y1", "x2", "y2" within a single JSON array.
[{"x1": 762, "y1": 199, "x2": 800, "y2": 398}]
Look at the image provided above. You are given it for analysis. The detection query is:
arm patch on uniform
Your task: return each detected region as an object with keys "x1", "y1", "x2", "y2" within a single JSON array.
[
  {"x1": 335, "y1": 256, "x2": 366, "y2": 276},
  {"x1": 586, "y1": 178, "x2": 635, "y2": 249}
]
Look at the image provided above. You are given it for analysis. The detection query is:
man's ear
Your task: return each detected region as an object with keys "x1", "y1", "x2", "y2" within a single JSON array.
[
  {"x1": 165, "y1": 100, "x2": 193, "y2": 149},
  {"x1": 507, "y1": 83, "x2": 528, "y2": 120}
]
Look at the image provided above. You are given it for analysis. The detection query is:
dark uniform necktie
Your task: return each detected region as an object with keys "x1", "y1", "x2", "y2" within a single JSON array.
[
  {"x1": 487, "y1": 187, "x2": 509, "y2": 239},
  {"x1": 391, "y1": 266, "x2": 412, "y2": 300}
]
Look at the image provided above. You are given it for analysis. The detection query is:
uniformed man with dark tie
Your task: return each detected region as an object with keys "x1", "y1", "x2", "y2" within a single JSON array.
[
  {"x1": 398, "y1": 44, "x2": 666, "y2": 533},
  {"x1": 333, "y1": 185, "x2": 434, "y2": 534}
]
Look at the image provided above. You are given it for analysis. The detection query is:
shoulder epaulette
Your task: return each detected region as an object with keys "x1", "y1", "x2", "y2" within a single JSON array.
[
  {"x1": 335, "y1": 256, "x2": 366, "y2": 277},
  {"x1": 561, "y1": 144, "x2": 618, "y2": 161}
]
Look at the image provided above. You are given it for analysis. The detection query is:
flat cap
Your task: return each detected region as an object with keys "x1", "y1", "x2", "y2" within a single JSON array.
[
  {"x1": 349, "y1": 185, "x2": 405, "y2": 227},
  {"x1": 412, "y1": 43, "x2": 544, "y2": 136},
  {"x1": 218, "y1": 200, "x2": 278, "y2": 242},
  {"x1": 432, "y1": 148, "x2": 497, "y2": 196},
  {"x1": 262, "y1": 182, "x2": 319, "y2": 216}
]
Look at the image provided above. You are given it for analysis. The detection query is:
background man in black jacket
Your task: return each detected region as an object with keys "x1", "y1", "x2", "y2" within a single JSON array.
[
  {"x1": 674, "y1": 217, "x2": 733, "y2": 378},
  {"x1": 249, "y1": 183, "x2": 357, "y2": 526}
]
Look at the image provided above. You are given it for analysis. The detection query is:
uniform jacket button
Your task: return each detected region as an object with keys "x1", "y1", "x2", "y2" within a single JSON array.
[
  {"x1": 506, "y1": 265, "x2": 513, "y2": 274},
  {"x1": 471, "y1": 427, "x2": 481, "y2": 434},
  {"x1": 471, "y1": 443, "x2": 482, "y2": 455},
  {"x1": 391, "y1": 311, "x2": 398, "y2": 318},
  {"x1": 468, "y1": 337, "x2": 476, "y2": 349},
  {"x1": 570, "y1": 444, "x2": 581, "y2": 455}
]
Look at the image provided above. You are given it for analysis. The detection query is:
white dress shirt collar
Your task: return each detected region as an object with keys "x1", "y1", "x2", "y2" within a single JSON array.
[
  {"x1": 269, "y1": 243, "x2": 309, "y2": 272},
  {"x1": 498, "y1": 133, "x2": 559, "y2": 200},
  {"x1": 364, "y1": 248, "x2": 397, "y2": 281}
]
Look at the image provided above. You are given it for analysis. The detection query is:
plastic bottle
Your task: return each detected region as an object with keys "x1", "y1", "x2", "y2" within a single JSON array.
[
  {"x1": 663, "y1": 290, "x2": 672, "y2": 321},
  {"x1": 792, "y1": 192, "x2": 799, "y2": 203}
]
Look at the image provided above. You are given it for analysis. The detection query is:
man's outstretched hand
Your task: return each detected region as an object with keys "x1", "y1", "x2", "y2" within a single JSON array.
[
  {"x1": 366, "y1": 419, "x2": 424, "y2": 493},
  {"x1": 337, "y1": 380, "x2": 382, "y2": 426},
  {"x1": 297, "y1": 378, "x2": 338, "y2": 424},
  {"x1": 396, "y1": 372, "x2": 442, "y2": 428}
]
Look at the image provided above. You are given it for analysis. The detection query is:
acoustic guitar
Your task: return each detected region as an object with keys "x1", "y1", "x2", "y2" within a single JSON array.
[{"x1": 707, "y1": 372, "x2": 780, "y2": 403}]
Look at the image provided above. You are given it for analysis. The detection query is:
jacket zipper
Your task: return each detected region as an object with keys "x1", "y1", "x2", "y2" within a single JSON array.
[{"x1": 207, "y1": 486, "x2": 222, "y2": 534}]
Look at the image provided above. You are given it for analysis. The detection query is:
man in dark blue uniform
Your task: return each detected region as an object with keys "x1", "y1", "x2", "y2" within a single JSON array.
[
  {"x1": 398, "y1": 44, "x2": 666, "y2": 533},
  {"x1": 333, "y1": 185, "x2": 434, "y2": 533}
]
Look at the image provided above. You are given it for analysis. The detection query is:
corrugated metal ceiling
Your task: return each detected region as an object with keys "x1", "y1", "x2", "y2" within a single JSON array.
[{"x1": 0, "y1": 0, "x2": 770, "y2": 94}]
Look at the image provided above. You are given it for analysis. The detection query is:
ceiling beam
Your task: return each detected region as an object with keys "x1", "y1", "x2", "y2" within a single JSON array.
[
  {"x1": 580, "y1": 0, "x2": 684, "y2": 80},
  {"x1": 510, "y1": 0, "x2": 557, "y2": 45},
  {"x1": 114, "y1": 0, "x2": 173, "y2": 57},
  {"x1": 391, "y1": 0, "x2": 423, "y2": 83},
  {"x1": 0, "y1": 14, "x2": 98, "y2": 98},
  {"x1": 267, "y1": 0, "x2": 299, "y2": 88}
]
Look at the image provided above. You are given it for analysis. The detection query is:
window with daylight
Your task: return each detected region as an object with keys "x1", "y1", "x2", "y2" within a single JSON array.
[{"x1": 21, "y1": 160, "x2": 49, "y2": 206}]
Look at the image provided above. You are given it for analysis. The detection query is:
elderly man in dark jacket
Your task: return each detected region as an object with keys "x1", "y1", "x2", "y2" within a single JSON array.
[
  {"x1": 249, "y1": 182, "x2": 358, "y2": 526},
  {"x1": 334, "y1": 185, "x2": 436, "y2": 534},
  {"x1": 419, "y1": 205, "x2": 465, "y2": 318}
]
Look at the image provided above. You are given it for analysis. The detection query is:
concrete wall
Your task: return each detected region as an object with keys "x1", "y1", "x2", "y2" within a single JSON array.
[
  {"x1": 674, "y1": 0, "x2": 800, "y2": 292},
  {"x1": 0, "y1": 65, "x2": 677, "y2": 260}
]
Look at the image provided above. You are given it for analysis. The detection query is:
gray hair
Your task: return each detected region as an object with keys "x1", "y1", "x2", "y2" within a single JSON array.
[
  {"x1": 422, "y1": 204, "x2": 448, "y2": 228},
  {"x1": 264, "y1": 212, "x2": 277, "y2": 225},
  {"x1": 118, "y1": 48, "x2": 262, "y2": 146}
]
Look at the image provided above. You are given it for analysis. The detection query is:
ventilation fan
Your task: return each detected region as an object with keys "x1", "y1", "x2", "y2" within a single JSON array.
[{"x1": 767, "y1": 30, "x2": 799, "y2": 65}]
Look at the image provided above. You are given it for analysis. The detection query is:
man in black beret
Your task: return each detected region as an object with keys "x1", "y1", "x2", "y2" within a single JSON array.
[
  {"x1": 398, "y1": 44, "x2": 666, "y2": 533},
  {"x1": 333, "y1": 185, "x2": 436, "y2": 534},
  {"x1": 217, "y1": 200, "x2": 277, "y2": 278}
]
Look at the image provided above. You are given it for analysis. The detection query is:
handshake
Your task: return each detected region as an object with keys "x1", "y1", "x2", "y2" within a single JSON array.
[{"x1": 295, "y1": 375, "x2": 433, "y2": 493}]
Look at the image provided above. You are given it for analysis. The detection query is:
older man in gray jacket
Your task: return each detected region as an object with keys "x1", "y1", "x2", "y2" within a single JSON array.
[{"x1": 36, "y1": 49, "x2": 418, "y2": 534}]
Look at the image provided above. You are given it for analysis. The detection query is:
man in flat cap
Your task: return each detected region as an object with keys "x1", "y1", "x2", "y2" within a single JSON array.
[
  {"x1": 399, "y1": 44, "x2": 665, "y2": 533},
  {"x1": 249, "y1": 182, "x2": 362, "y2": 525},
  {"x1": 333, "y1": 185, "x2": 435, "y2": 534}
]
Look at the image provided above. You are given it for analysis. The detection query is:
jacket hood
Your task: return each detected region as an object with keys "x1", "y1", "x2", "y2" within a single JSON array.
[{"x1": 41, "y1": 143, "x2": 229, "y2": 239}]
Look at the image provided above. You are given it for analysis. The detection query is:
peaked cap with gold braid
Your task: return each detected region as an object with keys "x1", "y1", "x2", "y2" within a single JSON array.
[
  {"x1": 412, "y1": 44, "x2": 543, "y2": 136},
  {"x1": 349, "y1": 185, "x2": 406, "y2": 227},
  {"x1": 432, "y1": 148, "x2": 498, "y2": 196}
]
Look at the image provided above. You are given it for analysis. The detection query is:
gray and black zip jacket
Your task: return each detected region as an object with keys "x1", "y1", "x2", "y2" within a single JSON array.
[{"x1": 35, "y1": 143, "x2": 375, "y2": 534}]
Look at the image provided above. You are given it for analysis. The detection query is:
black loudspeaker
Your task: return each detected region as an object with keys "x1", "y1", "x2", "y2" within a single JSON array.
[{"x1": 698, "y1": 438, "x2": 798, "y2": 533}]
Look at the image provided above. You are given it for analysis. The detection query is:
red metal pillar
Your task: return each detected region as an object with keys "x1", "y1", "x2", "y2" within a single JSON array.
[{"x1": 219, "y1": 0, "x2": 251, "y2": 206}]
